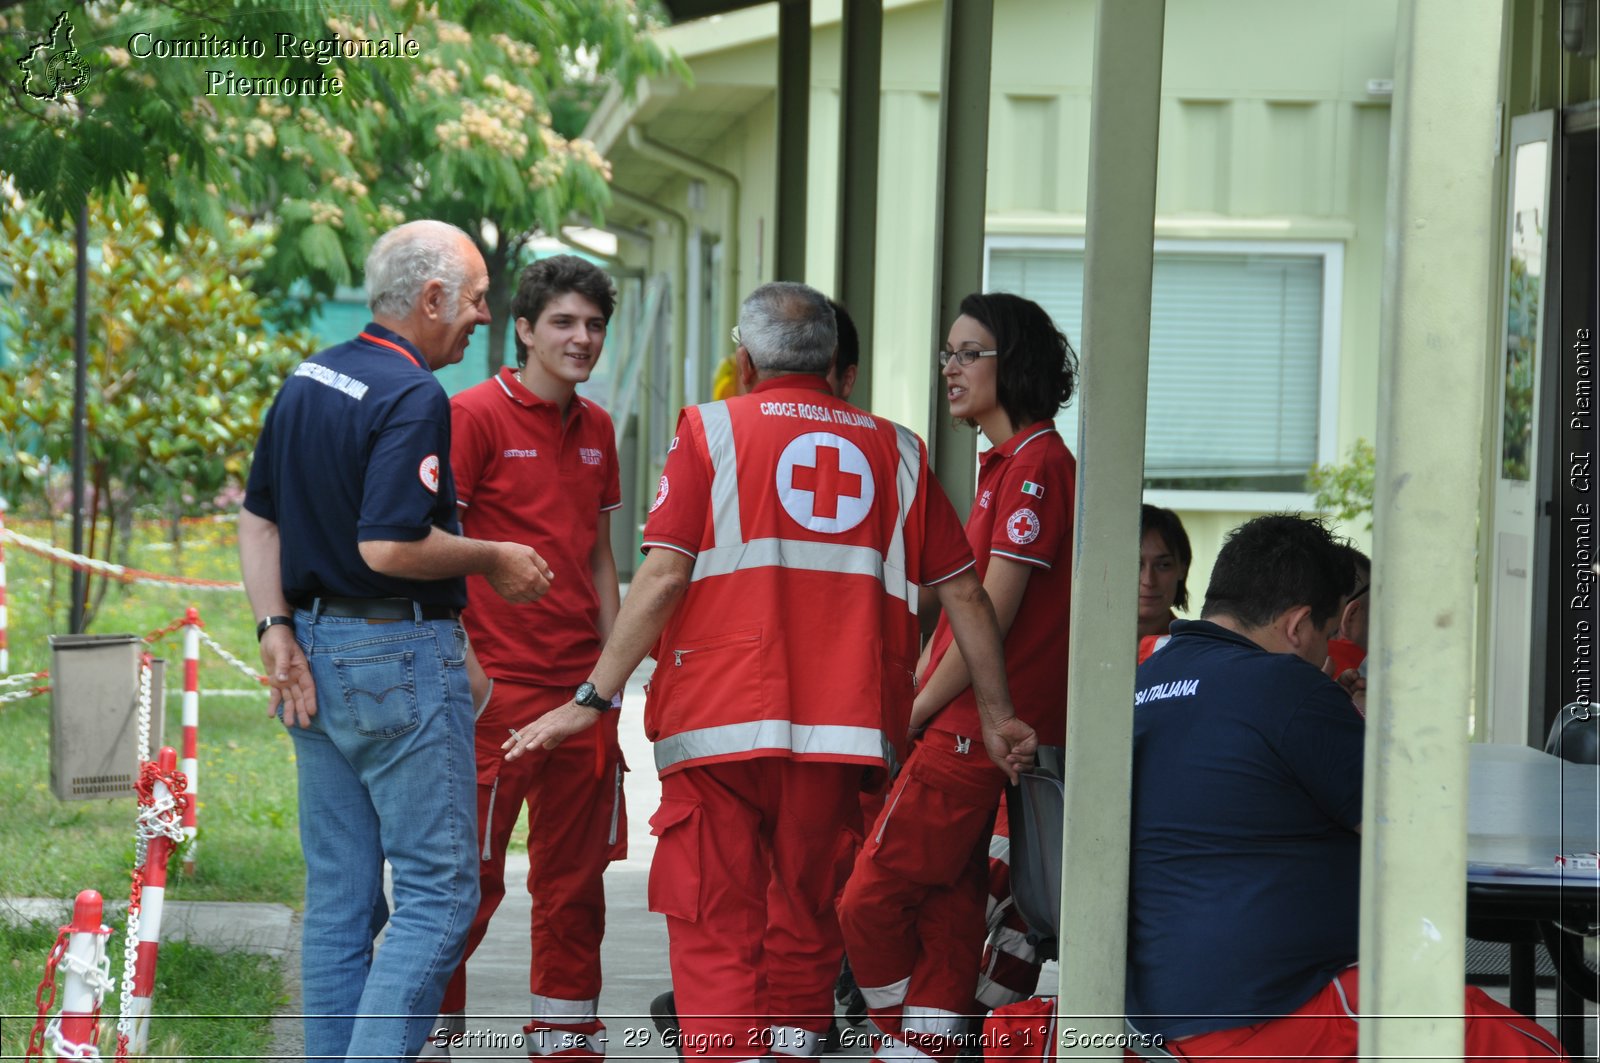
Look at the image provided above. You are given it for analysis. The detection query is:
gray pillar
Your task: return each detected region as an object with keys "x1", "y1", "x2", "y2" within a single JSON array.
[
  {"x1": 775, "y1": 0, "x2": 811, "y2": 282},
  {"x1": 1358, "y1": 0, "x2": 1503, "y2": 1056},
  {"x1": 1056, "y1": 2, "x2": 1165, "y2": 1054},
  {"x1": 835, "y1": 0, "x2": 882, "y2": 404},
  {"x1": 926, "y1": 0, "x2": 994, "y2": 517}
]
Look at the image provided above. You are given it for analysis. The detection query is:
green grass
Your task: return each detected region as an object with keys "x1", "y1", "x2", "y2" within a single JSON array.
[
  {"x1": 1, "y1": 516, "x2": 305, "y2": 905},
  {"x1": 0, "y1": 918, "x2": 283, "y2": 1060}
]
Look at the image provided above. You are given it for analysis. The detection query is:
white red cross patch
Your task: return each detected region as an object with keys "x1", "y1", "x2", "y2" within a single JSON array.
[
  {"x1": 1006, "y1": 507, "x2": 1040, "y2": 545},
  {"x1": 776, "y1": 432, "x2": 875, "y2": 534},
  {"x1": 418, "y1": 454, "x2": 440, "y2": 494}
]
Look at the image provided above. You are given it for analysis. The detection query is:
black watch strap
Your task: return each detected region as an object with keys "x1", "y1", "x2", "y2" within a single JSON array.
[
  {"x1": 574, "y1": 682, "x2": 613, "y2": 710},
  {"x1": 256, "y1": 615, "x2": 293, "y2": 641}
]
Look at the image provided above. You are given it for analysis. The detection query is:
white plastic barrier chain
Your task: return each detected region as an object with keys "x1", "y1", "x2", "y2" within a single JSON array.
[
  {"x1": 0, "y1": 529, "x2": 244, "y2": 592},
  {"x1": 194, "y1": 627, "x2": 268, "y2": 687}
]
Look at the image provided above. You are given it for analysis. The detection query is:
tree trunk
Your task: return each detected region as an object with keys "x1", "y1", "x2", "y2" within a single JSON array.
[{"x1": 483, "y1": 239, "x2": 512, "y2": 381}]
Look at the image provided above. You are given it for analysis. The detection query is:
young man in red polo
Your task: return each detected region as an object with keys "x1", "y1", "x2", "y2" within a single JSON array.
[{"x1": 430, "y1": 255, "x2": 624, "y2": 1060}]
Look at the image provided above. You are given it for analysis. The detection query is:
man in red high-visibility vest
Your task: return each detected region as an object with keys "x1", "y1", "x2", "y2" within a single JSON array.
[{"x1": 511, "y1": 281, "x2": 1036, "y2": 1060}]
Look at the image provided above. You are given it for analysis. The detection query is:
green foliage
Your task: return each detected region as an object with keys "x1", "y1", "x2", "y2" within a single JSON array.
[
  {"x1": 0, "y1": 518, "x2": 304, "y2": 903},
  {"x1": 1, "y1": 920, "x2": 282, "y2": 1059},
  {"x1": 1306, "y1": 439, "x2": 1377, "y2": 531},
  {"x1": 1500, "y1": 255, "x2": 1539, "y2": 481},
  {"x1": 0, "y1": 0, "x2": 687, "y2": 362},
  {"x1": 0, "y1": 193, "x2": 318, "y2": 622}
]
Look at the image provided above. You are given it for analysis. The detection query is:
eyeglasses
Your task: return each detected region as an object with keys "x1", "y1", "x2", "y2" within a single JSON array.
[{"x1": 938, "y1": 348, "x2": 998, "y2": 368}]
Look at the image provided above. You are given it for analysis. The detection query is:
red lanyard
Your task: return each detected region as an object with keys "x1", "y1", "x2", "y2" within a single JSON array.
[{"x1": 358, "y1": 332, "x2": 423, "y2": 369}]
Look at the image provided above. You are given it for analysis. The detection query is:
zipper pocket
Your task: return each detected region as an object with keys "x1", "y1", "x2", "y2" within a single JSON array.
[
  {"x1": 481, "y1": 775, "x2": 500, "y2": 861},
  {"x1": 607, "y1": 764, "x2": 623, "y2": 846},
  {"x1": 672, "y1": 632, "x2": 760, "y2": 667}
]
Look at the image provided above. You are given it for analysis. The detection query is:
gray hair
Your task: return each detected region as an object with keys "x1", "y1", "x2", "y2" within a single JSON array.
[
  {"x1": 365, "y1": 220, "x2": 473, "y2": 318},
  {"x1": 737, "y1": 282, "x2": 837, "y2": 375}
]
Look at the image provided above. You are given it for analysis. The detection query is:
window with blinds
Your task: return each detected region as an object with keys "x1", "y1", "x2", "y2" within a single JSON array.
[{"x1": 987, "y1": 246, "x2": 1327, "y2": 492}]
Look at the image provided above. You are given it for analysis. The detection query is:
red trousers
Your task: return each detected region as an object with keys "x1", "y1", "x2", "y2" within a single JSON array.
[
  {"x1": 1136, "y1": 966, "x2": 1568, "y2": 1061},
  {"x1": 442, "y1": 682, "x2": 626, "y2": 1016},
  {"x1": 978, "y1": 972, "x2": 1568, "y2": 1063},
  {"x1": 838, "y1": 732, "x2": 1006, "y2": 1061},
  {"x1": 650, "y1": 759, "x2": 863, "y2": 1059}
]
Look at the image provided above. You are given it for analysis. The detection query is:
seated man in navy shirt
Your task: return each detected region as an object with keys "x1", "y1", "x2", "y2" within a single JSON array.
[{"x1": 1125, "y1": 514, "x2": 1564, "y2": 1061}]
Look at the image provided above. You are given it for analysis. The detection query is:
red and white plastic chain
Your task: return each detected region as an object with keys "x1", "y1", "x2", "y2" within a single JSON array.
[
  {"x1": 0, "y1": 528, "x2": 244, "y2": 592},
  {"x1": 0, "y1": 670, "x2": 50, "y2": 705},
  {"x1": 194, "y1": 626, "x2": 269, "y2": 686},
  {"x1": 26, "y1": 922, "x2": 113, "y2": 1061},
  {"x1": 116, "y1": 759, "x2": 189, "y2": 1059}
]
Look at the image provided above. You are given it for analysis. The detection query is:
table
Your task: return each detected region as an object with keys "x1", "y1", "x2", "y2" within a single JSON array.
[{"x1": 1467, "y1": 743, "x2": 1600, "y2": 1053}]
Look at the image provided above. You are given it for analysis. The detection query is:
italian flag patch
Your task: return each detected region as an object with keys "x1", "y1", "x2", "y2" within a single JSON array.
[{"x1": 1021, "y1": 480, "x2": 1044, "y2": 498}]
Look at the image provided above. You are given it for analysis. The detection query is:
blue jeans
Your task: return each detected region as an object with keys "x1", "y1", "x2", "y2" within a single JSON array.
[{"x1": 288, "y1": 609, "x2": 479, "y2": 1062}]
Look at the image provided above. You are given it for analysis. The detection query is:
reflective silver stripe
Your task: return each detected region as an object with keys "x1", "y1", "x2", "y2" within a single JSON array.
[
  {"x1": 530, "y1": 993, "x2": 598, "y2": 1023},
  {"x1": 698, "y1": 402, "x2": 743, "y2": 547},
  {"x1": 526, "y1": 1029, "x2": 604, "y2": 1056},
  {"x1": 974, "y1": 972, "x2": 1028, "y2": 1009},
  {"x1": 769, "y1": 1026, "x2": 824, "y2": 1057},
  {"x1": 691, "y1": 538, "x2": 915, "y2": 610},
  {"x1": 689, "y1": 408, "x2": 925, "y2": 614},
  {"x1": 988, "y1": 835, "x2": 1011, "y2": 864},
  {"x1": 877, "y1": 1037, "x2": 936, "y2": 1062},
  {"x1": 654, "y1": 720, "x2": 888, "y2": 773},
  {"x1": 859, "y1": 975, "x2": 911, "y2": 1010},
  {"x1": 901, "y1": 1006, "x2": 966, "y2": 1038},
  {"x1": 988, "y1": 924, "x2": 1036, "y2": 958},
  {"x1": 889, "y1": 424, "x2": 921, "y2": 615}
]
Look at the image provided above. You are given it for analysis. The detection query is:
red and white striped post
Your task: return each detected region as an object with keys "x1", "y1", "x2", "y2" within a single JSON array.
[
  {"x1": 1, "y1": 493, "x2": 10, "y2": 675},
  {"x1": 52, "y1": 889, "x2": 111, "y2": 1060},
  {"x1": 180, "y1": 606, "x2": 200, "y2": 874},
  {"x1": 127, "y1": 747, "x2": 179, "y2": 1055}
]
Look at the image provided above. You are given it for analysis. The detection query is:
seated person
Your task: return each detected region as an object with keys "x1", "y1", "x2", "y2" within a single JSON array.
[
  {"x1": 1326, "y1": 543, "x2": 1370, "y2": 678},
  {"x1": 1136, "y1": 504, "x2": 1192, "y2": 663},
  {"x1": 1125, "y1": 514, "x2": 1565, "y2": 1061}
]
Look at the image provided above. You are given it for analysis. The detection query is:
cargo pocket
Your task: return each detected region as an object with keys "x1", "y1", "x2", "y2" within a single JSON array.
[
  {"x1": 864, "y1": 751, "x2": 995, "y2": 887},
  {"x1": 647, "y1": 797, "x2": 701, "y2": 922},
  {"x1": 335, "y1": 649, "x2": 421, "y2": 739}
]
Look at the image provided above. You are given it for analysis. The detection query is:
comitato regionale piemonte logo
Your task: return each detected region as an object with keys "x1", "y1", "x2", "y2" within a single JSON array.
[{"x1": 17, "y1": 10, "x2": 90, "y2": 102}]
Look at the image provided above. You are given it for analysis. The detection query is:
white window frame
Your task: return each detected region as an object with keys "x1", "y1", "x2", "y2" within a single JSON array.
[{"x1": 983, "y1": 234, "x2": 1344, "y2": 513}]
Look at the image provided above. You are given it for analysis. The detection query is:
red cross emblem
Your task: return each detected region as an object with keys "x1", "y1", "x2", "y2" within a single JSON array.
[
  {"x1": 777, "y1": 433, "x2": 875, "y2": 533},
  {"x1": 789, "y1": 444, "x2": 863, "y2": 519},
  {"x1": 1007, "y1": 507, "x2": 1040, "y2": 545}
]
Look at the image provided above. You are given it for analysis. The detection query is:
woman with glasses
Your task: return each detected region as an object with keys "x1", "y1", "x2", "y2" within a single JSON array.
[{"x1": 839, "y1": 292, "x2": 1077, "y2": 1062}]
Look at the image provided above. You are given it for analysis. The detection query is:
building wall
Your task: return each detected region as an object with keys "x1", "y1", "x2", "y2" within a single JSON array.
[{"x1": 616, "y1": 0, "x2": 1397, "y2": 586}]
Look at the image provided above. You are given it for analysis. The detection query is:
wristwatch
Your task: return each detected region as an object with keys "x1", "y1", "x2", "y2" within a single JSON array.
[
  {"x1": 574, "y1": 682, "x2": 613, "y2": 710},
  {"x1": 256, "y1": 615, "x2": 293, "y2": 641}
]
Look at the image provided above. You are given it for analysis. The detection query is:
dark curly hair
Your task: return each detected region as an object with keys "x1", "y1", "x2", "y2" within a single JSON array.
[
  {"x1": 956, "y1": 292, "x2": 1077, "y2": 430},
  {"x1": 510, "y1": 255, "x2": 616, "y2": 368},
  {"x1": 1201, "y1": 514, "x2": 1354, "y2": 631}
]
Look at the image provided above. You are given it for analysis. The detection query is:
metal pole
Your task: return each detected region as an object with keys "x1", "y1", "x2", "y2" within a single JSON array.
[
  {"x1": 835, "y1": 0, "x2": 883, "y2": 405},
  {"x1": 70, "y1": 202, "x2": 88, "y2": 634},
  {"x1": 1056, "y1": 1, "x2": 1164, "y2": 1055},
  {"x1": 775, "y1": 0, "x2": 811, "y2": 281},
  {"x1": 926, "y1": 0, "x2": 994, "y2": 519},
  {"x1": 1359, "y1": 0, "x2": 1504, "y2": 1056}
]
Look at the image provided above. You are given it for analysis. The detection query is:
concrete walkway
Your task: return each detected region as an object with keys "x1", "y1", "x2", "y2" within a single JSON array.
[{"x1": 11, "y1": 657, "x2": 1594, "y2": 1058}]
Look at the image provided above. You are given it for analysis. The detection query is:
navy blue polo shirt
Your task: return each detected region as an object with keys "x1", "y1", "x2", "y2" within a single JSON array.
[
  {"x1": 1125, "y1": 619, "x2": 1364, "y2": 1040},
  {"x1": 243, "y1": 323, "x2": 467, "y2": 608}
]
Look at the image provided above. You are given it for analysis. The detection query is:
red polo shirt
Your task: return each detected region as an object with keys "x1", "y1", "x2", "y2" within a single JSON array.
[
  {"x1": 924, "y1": 423, "x2": 1075, "y2": 746},
  {"x1": 450, "y1": 368, "x2": 622, "y2": 685}
]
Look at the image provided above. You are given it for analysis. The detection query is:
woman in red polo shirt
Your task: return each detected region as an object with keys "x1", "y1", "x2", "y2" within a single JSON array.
[{"x1": 838, "y1": 292, "x2": 1077, "y2": 1063}]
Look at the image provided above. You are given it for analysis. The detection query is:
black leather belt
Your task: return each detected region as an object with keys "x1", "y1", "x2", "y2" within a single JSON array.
[{"x1": 311, "y1": 597, "x2": 459, "y2": 621}]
